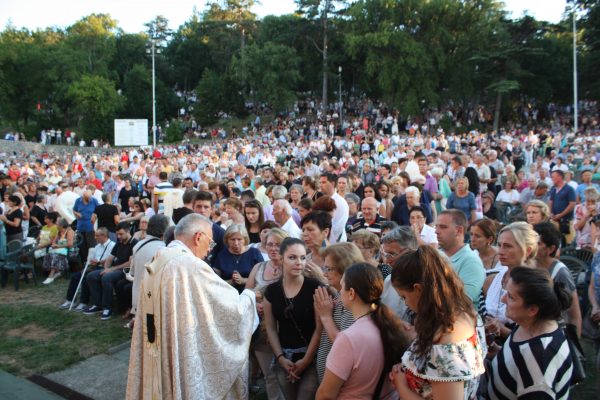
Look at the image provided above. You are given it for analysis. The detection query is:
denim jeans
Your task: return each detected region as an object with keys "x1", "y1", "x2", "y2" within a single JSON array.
[
  {"x1": 274, "y1": 359, "x2": 318, "y2": 400},
  {"x1": 66, "y1": 266, "x2": 102, "y2": 304},
  {"x1": 86, "y1": 268, "x2": 124, "y2": 310}
]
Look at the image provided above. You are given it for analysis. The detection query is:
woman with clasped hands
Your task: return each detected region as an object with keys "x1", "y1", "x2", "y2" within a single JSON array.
[{"x1": 263, "y1": 238, "x2": 321, "y2": 399}]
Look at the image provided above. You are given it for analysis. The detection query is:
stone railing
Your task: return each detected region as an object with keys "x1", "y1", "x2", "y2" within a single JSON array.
[{"x1": 0, "y1": 140, "x2": 100, "y2": 157}]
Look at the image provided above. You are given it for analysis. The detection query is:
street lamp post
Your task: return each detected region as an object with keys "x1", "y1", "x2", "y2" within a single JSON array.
[
  {"x1": 338, "y1": 66, "x2": 342, "y2": 135},
  {"x1": 572, "y1": 7, "x2": 578, "y2": 133},
  {"x1": 151, "y1": 40, "x2": 157, "y2": 148}
]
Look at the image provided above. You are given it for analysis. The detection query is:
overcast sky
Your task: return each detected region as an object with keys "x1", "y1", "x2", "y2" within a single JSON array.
[{"x1": 1, "y1": 0, "x2": 569, "y2": 34}]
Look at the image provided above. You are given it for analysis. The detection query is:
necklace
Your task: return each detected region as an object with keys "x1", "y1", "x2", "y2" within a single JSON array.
[
  {"x1": 231, "y1": 252, "x2": 243, "y2": 265},
  {"x1": 269, "y1": 261, "x2": 281, "y2": 277},
  {"x1": 355, "y1": 311, "x2": 371, "y2": 321}
]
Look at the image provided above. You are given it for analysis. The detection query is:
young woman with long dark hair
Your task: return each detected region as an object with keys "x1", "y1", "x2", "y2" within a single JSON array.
[
  {"x1": 390, "y1": 246, "x2": 486, "y2": 400},
  {"x1": 316, "y1": 262, "x2": 410, "y2": 399}
]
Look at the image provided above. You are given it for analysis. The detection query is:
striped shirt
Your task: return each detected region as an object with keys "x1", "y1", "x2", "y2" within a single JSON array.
[
  {"x1": 488, "y1": 327, "x2": 573, "y2": 400},
  {"x1": 351, "y1": 214, "x2": 387, "y2": 237},
  {"x1": 316, "y1": 292, "x2": 354, "y2": 382}
]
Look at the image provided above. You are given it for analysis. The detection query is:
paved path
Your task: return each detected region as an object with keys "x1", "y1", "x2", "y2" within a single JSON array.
[
  {"x1": 0, "y1": 371, "x2": 64, "y2": 400},
  {"x1": 45, "y1": 343, "x2": 130, "y2": 400}
]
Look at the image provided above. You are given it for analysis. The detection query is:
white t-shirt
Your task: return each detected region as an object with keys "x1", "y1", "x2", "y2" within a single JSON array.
[{"x1": 496, "y1": 190, "x2": 520, "y2": 203}]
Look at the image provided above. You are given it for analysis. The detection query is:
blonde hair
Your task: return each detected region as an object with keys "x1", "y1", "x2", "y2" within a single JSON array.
[
  {"x1": 456, "y1": 176, "x2": 470, "y2": 190},
  {"x1": 526, "y1": 200, "x2": 550, "y2": 221},
  {"x1": 499, "y1": 221, "x2": 539, "y2": 265},
  {"x1": 351, "y1": 229, "x2": 381, "y2": 251},
  {"x1": 224, "y1": 224, "x2": 250, "y2": 246},
  {"x1": 266, "y1": 227, "x2": 289, "y2": 243},
  {"x1": 321, "y1": 242, "x2": 365, "y2": 275}
]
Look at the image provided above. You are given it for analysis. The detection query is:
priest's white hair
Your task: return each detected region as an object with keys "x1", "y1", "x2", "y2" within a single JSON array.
[{"x1": 174, "y1": 214, "x2": 212, "y2": 239}]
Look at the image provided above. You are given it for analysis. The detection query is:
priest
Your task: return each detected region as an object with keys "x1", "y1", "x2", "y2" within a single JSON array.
[{"x1": 127, "y1": 214, "x2": 257, "y2": 400}]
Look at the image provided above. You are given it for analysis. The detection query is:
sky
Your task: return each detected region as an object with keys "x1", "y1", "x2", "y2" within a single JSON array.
[{"x1": 0, "y1": 0, "x2": 569, "y2": 34}]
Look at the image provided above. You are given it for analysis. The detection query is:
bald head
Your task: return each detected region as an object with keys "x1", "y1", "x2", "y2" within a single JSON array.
[{"x1": 361, "y1": 197, "x2": 379, "y2": 223}]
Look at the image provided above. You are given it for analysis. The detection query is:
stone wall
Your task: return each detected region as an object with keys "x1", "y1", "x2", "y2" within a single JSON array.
[{"x1": 0, "y1": 140, "x2": 99, "y2": 157}]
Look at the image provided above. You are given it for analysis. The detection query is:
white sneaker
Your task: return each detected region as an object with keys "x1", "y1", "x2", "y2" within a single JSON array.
[
  {"x1": 42, "y1": 277, "x2": 54, "y2": 285},
  {"x1": 58, "y1": 301, "x2": 71, "y2": 310},
  {"x1": 74, "y1": 303, "x2": 87, "y2": 312}
]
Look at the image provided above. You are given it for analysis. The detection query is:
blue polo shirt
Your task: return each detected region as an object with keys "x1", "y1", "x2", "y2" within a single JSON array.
[
  {"x1": 550, "y1": 184, "x2": 576, "y2": 221},
  {"x1": 73, "y1": 197, "x2": 98, "y2": 232}
]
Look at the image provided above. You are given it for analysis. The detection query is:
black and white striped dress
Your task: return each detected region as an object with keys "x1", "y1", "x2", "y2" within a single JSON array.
[{"x1": 487, "y1": 327, "x2": 573, "y2": 399}]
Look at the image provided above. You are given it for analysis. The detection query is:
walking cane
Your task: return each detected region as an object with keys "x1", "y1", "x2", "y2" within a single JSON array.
[{"x1": 69, "y1": 260, "x2": 90, "y2": 310}]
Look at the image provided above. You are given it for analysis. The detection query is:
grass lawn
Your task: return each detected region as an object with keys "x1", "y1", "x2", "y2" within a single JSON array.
[{"x1": 0, "y1": 276, "x2": 130, "y2": 377}]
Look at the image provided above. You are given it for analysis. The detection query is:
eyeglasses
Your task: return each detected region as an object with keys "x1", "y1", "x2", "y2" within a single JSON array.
[
  {"x1": 380, "y1": 250, "x2": 399, "y2": 259},
  {"x1": 266, "y1": 242, "x2": 280, "y2": 248},
  {"x1": 198, "y1": 231, "x2": 216, "y2": 251},
  {"x1": 322, "y1": 266, "x2": 336, "y2": 274}
]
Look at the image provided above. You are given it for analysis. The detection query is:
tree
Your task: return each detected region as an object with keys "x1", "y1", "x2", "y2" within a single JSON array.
[
  {"x1": 580, "y1": 0, "x2": 600, "y2": 99},
  {"x1": 194, "y1": 69, "x2": 226, "y2": 125},
  {"x1": 66, "y1": 75, "x2": 123, "y2": 140},
  {"x1": 471, "y1": 16, "x2": 547, "y2": 131},
  {"x1": 145, "y1": 15, "x2": 172, "y2": 45},
  {"x1": 194, "y1": 68, "x2": 244, "y2": 125},
  {"x1": 112, "y1": 33, "x2": 148, "y2": 87},
  {"x1": 296, "y1": 0, "x2": 342, "y2": 114},
  {"x1": 121, "y1": 64, "x2": 152, "y2": 119},
  {"x1": 345, "y1": 0, "x2": 438, "y2": 114},
  {"x1": 232, "y1": 42, "x2": 301, "y2": 112},
  {"x1": 66, "y1": 14, "x2": 118, "y2": 75}
]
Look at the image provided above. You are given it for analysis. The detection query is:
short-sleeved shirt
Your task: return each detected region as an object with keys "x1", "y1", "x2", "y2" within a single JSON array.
[
  {"x1": 110, "y1": 237, "x2": 137, "y2": 266},
  {"x1": 5, "y1": 209, "x2": 23, "y2": 235},
  {"x1": 73, "y1": 197, "x2": 98, "y2": 233},
  {"x1": 94, "y1": 203, "x2": 119, "y2": 232},
  {"x1": 326, "y1": 316, "x2": 394, "y2": 399},
  {"x1": 316, "y1": 293, "x2": 354, "y2": 382},
  {"x1": 30, "y1": 204, "x2": 47, "y2": 226},
  {"x1": 264, "y1": 277, "x2": 320, "y2": 349},
  {"x1": 549, "y1": 184, "x2": 576, "y2": 221},
  {"x1": 549, "y1": 261, "x2": 576, "y2": 323},
  {"x1": 446, "y1": 192, "x2": 476, "y2": 220}
]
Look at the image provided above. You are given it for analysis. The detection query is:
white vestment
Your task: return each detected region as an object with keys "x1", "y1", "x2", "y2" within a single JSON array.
[{"x1": 126, "y1": 240, "x2": 257, "y2": 400}]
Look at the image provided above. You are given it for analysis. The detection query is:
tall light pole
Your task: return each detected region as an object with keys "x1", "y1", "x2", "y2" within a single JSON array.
[
  {"x1": 151, "y1": 40, "x2": 157, "y2": 148},
  {"x1": 572, "y1": 6, "x2": 578, "y2": 133},
  {"x1": 338, "y1": 66, "x2": 342, "y2": 135},
  {"x1": 147, "y1": 40, "x2": 158, "y2": 148}
]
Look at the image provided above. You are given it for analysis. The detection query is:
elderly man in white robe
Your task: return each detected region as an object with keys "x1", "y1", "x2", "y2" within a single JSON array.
[{"x1": 127, "y1": 214, "x2": 258, "y2": 400}]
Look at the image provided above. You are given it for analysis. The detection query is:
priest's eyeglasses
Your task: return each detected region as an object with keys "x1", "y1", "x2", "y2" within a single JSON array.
[{"x1": 198, "y1": 231, "x2": 216, "y2": 251}]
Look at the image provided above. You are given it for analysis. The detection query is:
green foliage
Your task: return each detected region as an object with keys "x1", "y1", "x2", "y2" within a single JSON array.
[
  {"x1": 581, "y1": 0, "x2": 600, "y2": 99},
  {"x1": 195, "y1": 69, "x2": 226, "y2": 125},
  {"x1": 66, "y1": 75, "x2": 123, "y2": 140},
  {"x1": 232, "y1": 42, "x2": 301, "y2": 111},
  {"x1": 121, "y1": 63, "x2": 152, "y2": 119},
  {"x1": 165, "y1": 120, "x2": 186, "y2": 142},
  {"x1": 0, "y1": 1, "x2": 598, "y2": 141},
  {"x1": 194, "y1": 68, "x2": 245, "y2": 125}
]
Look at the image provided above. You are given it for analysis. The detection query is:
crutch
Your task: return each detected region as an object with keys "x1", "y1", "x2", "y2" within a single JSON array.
[{"x1": 69, "y1": 260, "x2": 90, "y2": 311}]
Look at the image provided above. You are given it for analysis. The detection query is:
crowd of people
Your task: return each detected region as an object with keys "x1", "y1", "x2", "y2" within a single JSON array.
[{"x1": 1, "y1": 107, "x2": 599, "y2": 399}]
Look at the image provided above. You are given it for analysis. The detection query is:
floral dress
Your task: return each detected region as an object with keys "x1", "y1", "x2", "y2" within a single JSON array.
[{"x1": 401, "y1": 318, "x2": 487, "y2": 400}]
